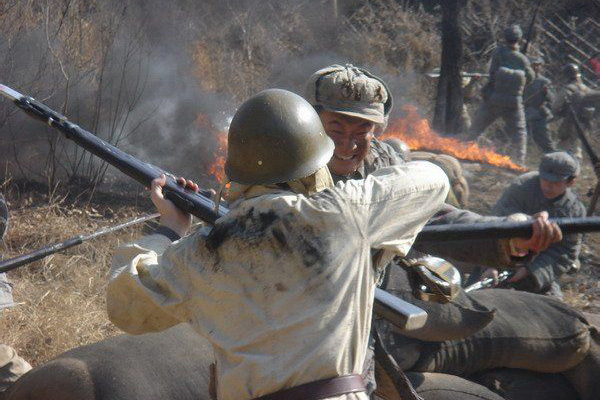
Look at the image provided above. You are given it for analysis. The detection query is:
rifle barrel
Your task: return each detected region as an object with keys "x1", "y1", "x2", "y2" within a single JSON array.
[
  {"x1": 0, "y1": 213, "x2": 159, "y2": 274},
  {"x1": 416, "y1": 216, "x2": 600, "y2": 243}
]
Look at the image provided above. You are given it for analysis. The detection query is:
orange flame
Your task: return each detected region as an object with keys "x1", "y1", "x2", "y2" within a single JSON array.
[
  {"x1": 380, "y1": 105, "x2": 526, "y2": 172},
  {"x1": 207, "y1": 131, "x2": 228, "y2": 183},
  {"x1": 195, "y1": 114, "x2": 228, "y2": 183}
]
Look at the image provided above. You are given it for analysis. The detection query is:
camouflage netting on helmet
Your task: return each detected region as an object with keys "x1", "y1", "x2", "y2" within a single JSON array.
[{"x1": 304, "y1": 64, "x2": 392, "y2": 125}]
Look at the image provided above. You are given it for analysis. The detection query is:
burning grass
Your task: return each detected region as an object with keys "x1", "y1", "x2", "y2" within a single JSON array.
[{"x1": 381, "y1": 105, "x2": 527, "y2": 172}]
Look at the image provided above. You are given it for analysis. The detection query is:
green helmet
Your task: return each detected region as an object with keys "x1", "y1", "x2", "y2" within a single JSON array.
[
  {"x1": 563, "y1": 63, "x2": 580, "y2": 80},
  {"x1": 225, "y1": 89, "x2": 334, "y2": 185}
]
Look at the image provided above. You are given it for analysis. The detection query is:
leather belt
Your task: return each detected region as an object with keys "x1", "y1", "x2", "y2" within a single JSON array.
[{"x1": 252, "y1": 374, "x2": 366, "y2": 400}]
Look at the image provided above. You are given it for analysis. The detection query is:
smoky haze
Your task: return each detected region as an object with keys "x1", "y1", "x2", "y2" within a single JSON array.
[{"x1": 0, "y1": 0, "x2": 439, "y2": 190}]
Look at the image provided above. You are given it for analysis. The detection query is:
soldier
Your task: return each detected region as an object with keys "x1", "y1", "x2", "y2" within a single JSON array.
[
  {"x1": 467, "y1": 24, "x2": 535, "y2": 166},
  {"x1": 0, "y1": 194, "x2": 32, "y2": 393},
  {"x1": 427, "y1": 68, "x2": 483, "y2": 131},
  {"x1": 554, "y1": 63, "x2": 600, "y2": 159},
  {"x1": 106, "y1": 89, "x2": 450, "y2": 400},
  {"x1": 484, "y1": 151, "x2": 585, "y2": 299},
  {"x1": 524, "y1": 57, "x2": 556, "y2": 153},
  {"x1": 304, "y1": 64, "x2": 562, "y2": 399}
]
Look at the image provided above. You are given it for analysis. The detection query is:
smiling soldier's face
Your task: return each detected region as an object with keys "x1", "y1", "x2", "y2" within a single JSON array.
[{"x1": 319, "y1": 110, "x2": 376, "y2": 176}]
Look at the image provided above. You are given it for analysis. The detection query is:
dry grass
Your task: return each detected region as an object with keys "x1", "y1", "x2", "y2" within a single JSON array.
[{"x1": 1, "y1": 184, "x2": 155, "y2": 366}]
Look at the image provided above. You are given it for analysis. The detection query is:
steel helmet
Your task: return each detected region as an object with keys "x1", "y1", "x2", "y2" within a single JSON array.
[
  {"x1": 225, "y1": 89, "x2": 334, "y2": 185},
  {"x1": 563, "y1": 63, "x2": 580, "y2": 80},
  {"x1": 503, "y1": 24, "x2": 523, "y2": 42}
]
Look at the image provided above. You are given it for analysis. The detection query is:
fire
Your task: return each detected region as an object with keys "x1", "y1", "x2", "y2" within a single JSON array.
[
  {"x1": 207, "y1": 131, "x2": 228, "y2": 183},
  {"x1": 195, "y1": 114, "x2": 228, "y2": 183},
  {"x1": 380, "y1": 105, "x2": 526, "y2": 172}
]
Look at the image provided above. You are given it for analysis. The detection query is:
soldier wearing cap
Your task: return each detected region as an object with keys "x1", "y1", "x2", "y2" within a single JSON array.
[
  {"x1": 554, "y1": 63, "x2": 600, "y2": 159},
  {"x1": 524, "y1": 57, "x2": 556, "y2": 153},
  {"x1": 486, "y1": 151, "x2": 585, "y2": 298},
  {"x1": 304, "y1": 64, "x2": 558, "y2": 263},
  {"x1": 305, "y1": 64, "x2": 563, "y2": 399},
  {"x1": 107, "y1": 89, "x2": 451, "y2": 400},
  {"x1": 0, "y1": 194, "x2": 32, "y2": 393},
  {"x1": 467, "y1": 24, "x2": 535, "y2": 166}
]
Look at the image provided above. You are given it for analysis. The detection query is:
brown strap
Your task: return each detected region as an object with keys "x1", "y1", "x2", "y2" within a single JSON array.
[
  {"x1": 374, "y1": 327, "x2": 424, "y2": 400},
  {"x1": 252, "y1": 374, "x2": 366, "y2": 400}
]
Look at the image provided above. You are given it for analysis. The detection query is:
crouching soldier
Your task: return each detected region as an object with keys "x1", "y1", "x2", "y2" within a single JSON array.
[
  {"x1": 0, "y1": 194, "x2": 32, "y2": 393},
  {"x1": 106, "y1": 89, "x2": 450, "y2": 399},
  {"x1": 483, "y1": 151, "x2": 585, "y2": 299}
]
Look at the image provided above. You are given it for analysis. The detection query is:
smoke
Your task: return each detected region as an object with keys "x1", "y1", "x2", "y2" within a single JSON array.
[{"x1": 0, "y1": 0, "x2": 438, "y2": 190}]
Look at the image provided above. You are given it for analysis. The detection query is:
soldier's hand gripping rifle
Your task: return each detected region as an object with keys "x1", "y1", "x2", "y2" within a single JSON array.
[
  {"x1": 0, "y1": 84, "x2": 427, "y2": 331},
  {"x1": 463, "y1": 270, "x2": 515, "y2": 293},
  {"x1": 5, "y1": 85, "x2": 600, "y2": 326}
]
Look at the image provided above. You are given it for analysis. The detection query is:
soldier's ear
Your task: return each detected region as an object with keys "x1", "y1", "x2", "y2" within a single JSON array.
[{"x1": 566, "y1": 177, "x2": 576, "y2": 187}]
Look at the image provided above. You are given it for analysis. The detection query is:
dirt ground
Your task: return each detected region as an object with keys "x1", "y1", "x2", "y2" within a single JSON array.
[{"x1": 1, "y1": 136, "x2": 600, "y2": 367}]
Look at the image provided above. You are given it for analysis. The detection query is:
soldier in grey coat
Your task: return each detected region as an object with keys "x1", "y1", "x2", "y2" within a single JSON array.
[
  {"x1": 0, "y1": 194, "x2": 32, "y2": 392},
  {"x1": 554, "y1": 63, "x2": 600, "y2": 159},
  {"x1": 468, "y1": 25, "x2": 535, "y2": 166},
  {"x1": 524, "y1": 57, "x2": 556, "y2": 153},
  {"x1": 486, "y1": 151, "x2": 585, "y2": 299}
]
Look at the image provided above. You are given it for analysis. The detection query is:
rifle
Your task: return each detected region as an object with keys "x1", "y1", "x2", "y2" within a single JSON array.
[
  {"x1": 7, "y1": 85, "x2": 600, "y2": 327},
  {"x1": 464, "y1": 270, "x2": 515, "y2": 292},
  {"x1": 0, "y1": 84, "x2": 427, "y2": 331},
  {"x1": 0, "y1": 213, "x2": 159, "y2": 274},
  {"x1": 426, "y1": 72, "x2": 490, "y2": 79},
  {"x1": 567, "y1": 102, "x2": 600, "y2": 215},
  {"x1": 521, "y1": 0, "x2": 543, "y2": 55}
]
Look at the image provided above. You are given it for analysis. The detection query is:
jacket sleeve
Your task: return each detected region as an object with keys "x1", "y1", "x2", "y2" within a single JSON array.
[
  {"x1": 106, "y1": 232, "x2": 203, "y2": 335},
  {"x1": 491, "y1": 181, "x2": 527, "y2": 216},
  {"x1": 338, "y1": 161, "x2": 449, "y2": 257},
  {"x1": 413, "y1": 204, "x2": 515, "y2": 268},
  {"x1": 526, "y1": 203, "x2": 585, "y2": 292}
]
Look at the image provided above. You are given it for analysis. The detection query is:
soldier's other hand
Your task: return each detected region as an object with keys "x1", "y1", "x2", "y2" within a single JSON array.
[
  {"x1": 151, "y1": 174, "x2": 192, "y2": 237},
  {"x1": 508, "y1": 267, "x2": 529, "y2": 283},
  {"x1": 481, "y1": 268, "x2": 499, "y2": 286},
  {"x1": 509, "y1": 211, "x2": 562, "y2": 254},
  {"x1": 176, "y1": 176, "x2": 200, "y2": 192}
]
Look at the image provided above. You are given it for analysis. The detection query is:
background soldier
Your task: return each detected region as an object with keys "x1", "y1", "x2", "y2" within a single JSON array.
[
  {"x1": 467, "y1": 24, "x2": 535, "y2": 166},
  {"x1": 485, "y1": 151, "x2": 585, "y2": 299},
  {"x1": 524, "y1": 57, "x2": 556, "y2": 153},
  {"x1": 554, "y1": 63, "x2": 600, "y2": 159},
  {"x1": 427, "y1": 68, "x2": 483, "y2": 131},
  {"x1": 0, "y1": 194, "x2": 32, "y2": 393}
]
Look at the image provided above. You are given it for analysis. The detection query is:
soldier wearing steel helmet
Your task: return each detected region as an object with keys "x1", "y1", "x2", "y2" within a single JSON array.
[
  {"x1": 467, "y1": 24, "x2": 535, "y2": 166},
  {"x1": 524, "y1": 57, "x2": 556, "y2": 153},
  {"x1": 106, "y1": 89, "x2": 450, "y2": 400},
  {"x1": 554, "y1": 63, "x2": 600, "y2": 159}
]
